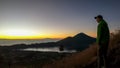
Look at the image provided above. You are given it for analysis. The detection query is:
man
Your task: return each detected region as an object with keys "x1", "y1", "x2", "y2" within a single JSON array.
[{"x1": 95, "y1": 15, "x2": 110, "y2": 68}]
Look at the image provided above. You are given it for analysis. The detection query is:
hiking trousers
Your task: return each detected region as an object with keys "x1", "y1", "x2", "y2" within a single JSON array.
[{"x1": 98, "y1": 42, "x2": 109, "y2": 68}]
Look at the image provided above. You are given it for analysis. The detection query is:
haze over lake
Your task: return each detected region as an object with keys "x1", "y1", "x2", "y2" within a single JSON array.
[{"x1": 0, "y1": 39, "x2": 60, "y2": 46}]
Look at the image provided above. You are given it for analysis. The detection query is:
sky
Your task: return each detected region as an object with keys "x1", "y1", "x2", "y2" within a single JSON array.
[{"x1": 0, "y1": 0, "x2": 120, "y2": 39}]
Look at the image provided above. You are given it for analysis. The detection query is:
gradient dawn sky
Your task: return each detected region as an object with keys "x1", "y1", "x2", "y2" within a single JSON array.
[{"x1": 0, "y1": 0, "x2": 120, "y2": 39}]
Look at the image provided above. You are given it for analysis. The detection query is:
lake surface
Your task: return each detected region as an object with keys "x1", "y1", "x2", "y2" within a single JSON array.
[
  {"x1": 22, "y1": 47, "x2": 77, "y2": 53},
  {"x1": 0, "y1": 39, "x2": 60, "y2": 46}
]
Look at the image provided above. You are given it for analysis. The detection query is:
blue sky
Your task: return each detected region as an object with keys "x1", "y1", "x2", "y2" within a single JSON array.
[{"x1": 0, "y1": 0, "x2": 120, "y2": 39}]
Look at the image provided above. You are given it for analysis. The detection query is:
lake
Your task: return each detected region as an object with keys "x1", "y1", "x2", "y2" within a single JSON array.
[{"x1": 22, "y1": 47, "x2": 77, "y2": 53}]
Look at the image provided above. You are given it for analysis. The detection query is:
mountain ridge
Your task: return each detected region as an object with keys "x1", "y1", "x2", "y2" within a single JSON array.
[{"x1": 0, "y1": 32, "x2": 96, "y2": 51}]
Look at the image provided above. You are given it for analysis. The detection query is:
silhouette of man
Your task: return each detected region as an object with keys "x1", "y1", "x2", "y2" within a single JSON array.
[{"x1": 95, "y1": 15, "x2": 110, "y2": 68}]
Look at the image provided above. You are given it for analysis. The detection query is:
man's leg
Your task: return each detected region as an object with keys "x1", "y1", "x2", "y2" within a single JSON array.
[
  {"x1": 103, "y1": 54, "x2": 108, "y2": 68},
  {"x1": 98, "y1": 45, "x2": 104, "y2": 68},
  {"x1": 103, "y1": 43, "x2": 109, "y2": 68}
]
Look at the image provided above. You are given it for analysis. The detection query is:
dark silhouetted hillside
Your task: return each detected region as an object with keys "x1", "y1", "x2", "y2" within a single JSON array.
[{"x1": 43, "y1": 30, "x2": 120, "y2": 68}]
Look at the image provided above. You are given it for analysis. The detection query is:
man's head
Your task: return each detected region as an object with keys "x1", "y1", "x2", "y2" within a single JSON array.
[{"x1": 94, "y1": 15, "x2": 103, "y2": 23}]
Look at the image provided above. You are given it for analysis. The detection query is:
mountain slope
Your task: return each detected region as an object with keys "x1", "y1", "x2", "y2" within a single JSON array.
[
  {"x1": 43, "y1": 44, "x2": 97, "y2": 68},
  {"x1": 57, "y1": 33, "x2": 96, "y2": 51}
]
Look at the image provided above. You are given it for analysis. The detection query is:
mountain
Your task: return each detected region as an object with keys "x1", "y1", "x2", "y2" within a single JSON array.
[{"x1": 57, "y1": 33, "x2": 96, "y2": 51}]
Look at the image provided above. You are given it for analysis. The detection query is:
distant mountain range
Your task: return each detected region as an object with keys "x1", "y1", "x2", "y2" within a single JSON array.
[{"x1": 0, "y1": 33, "x2": 96, "y2": 51}]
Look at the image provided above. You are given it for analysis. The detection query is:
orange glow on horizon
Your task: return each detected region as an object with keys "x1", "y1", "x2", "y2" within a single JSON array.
[
  {"x1": 85, "y1": 31, "x2": 96, "y2": 38},
  {"x1": 0, "y1": 35, "x2": 64, "y2": 39},
  {"x1": 0, "y1": 29, "x2": 96, "y2": 39},
  {"x1": 0, "y1": 32, "x2": 96, "y2": 39},
  {"x1": 88, "y1": 33, "x2": 96, "y2": 38}
]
